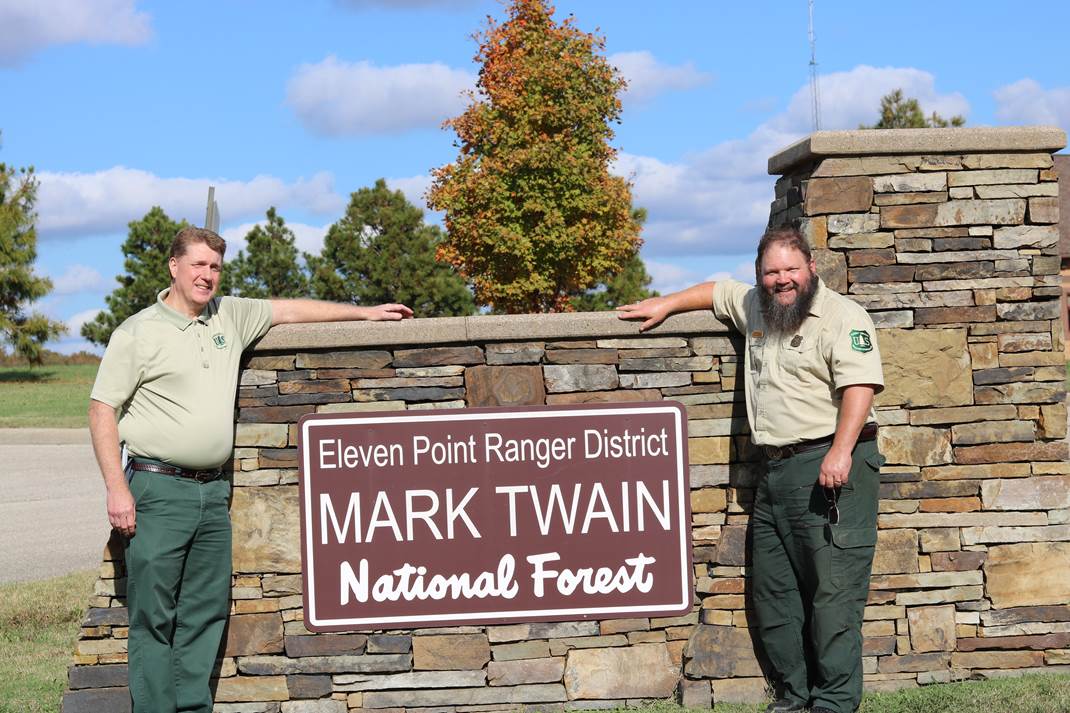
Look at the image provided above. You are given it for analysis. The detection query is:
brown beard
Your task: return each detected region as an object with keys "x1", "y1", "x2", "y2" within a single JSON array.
[{"x1": 759, "y1": 271, "x2": 817, "y2": 334}]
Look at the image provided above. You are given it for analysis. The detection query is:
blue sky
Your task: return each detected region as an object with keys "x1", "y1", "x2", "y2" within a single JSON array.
[{"x1": 1, "y1": 0, "x2": 1068, "y2": 353}]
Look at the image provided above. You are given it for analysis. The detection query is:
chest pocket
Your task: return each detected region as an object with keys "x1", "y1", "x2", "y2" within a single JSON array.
[
  {"x1": 748, "y1": 336, "x2": 766, "y2": 376},
  {"x1": 782, "y1": 336, "x2": 820, "y2": 380}
]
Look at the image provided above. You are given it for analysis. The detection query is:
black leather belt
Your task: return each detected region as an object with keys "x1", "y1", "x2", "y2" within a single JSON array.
[
  {"x1": 130, "y1": 459, "x2": 223, "y2": 483},
  {"x1": 763, "y1": 423, "x2": 879, "y2": 461}
]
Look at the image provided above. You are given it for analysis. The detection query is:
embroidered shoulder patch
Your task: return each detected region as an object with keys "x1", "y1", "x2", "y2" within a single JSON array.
[{"x1": 849, "y1": 329, "x2": 872, "y2": 353}]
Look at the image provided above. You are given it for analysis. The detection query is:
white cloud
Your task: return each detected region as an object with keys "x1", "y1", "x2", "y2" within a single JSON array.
[
  {"x1": 221, "y1": 220, "x2": 330, "y2": 258},
  {"x1": 994, "y1": 79, "x2": 1070, "y2": 129},
  {"x1": 619, "y1": 65, "x2": 969, "y2": 258},
  {"x1": 65, "y1": 308, "x2": 101, "y2": 334},
  {"x1": 707, "y1": 262, "x2": 756, "y2": 286},
  {"x1": 35, "y1": 167, "x2": 344, "y2": 239},
  {"x1": 0, "y1": 0, "x2": 151, "y2": 66},
  {"x1": 286, "y1": 56, "x2": 474, "y2": 136},
  {"x1": 50, "y1": 264, "x2": 109, "y2": 295},
  {"x1": 610, "y1": 51, "x2": 712, "y2": 104},
  {"x1": 386, "y1": 174, "x2": 435, "y2": 212}
]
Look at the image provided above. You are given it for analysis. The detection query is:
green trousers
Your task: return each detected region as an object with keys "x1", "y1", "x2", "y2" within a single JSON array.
[
  {"x1": 124, "y1": 470, "x2": 232, "y2": 713},
  {"x1": 751, "y1": 439, "x2": 883, "y2": 713}
]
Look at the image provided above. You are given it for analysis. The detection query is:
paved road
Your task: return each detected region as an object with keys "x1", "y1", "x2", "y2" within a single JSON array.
[{"x1": 0, "y1": 428, "x2": 112, "y2": 584}]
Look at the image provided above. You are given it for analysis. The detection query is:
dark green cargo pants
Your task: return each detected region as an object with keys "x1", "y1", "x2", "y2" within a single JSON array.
[
  {"x1": 124, "y1": 470, "x2": 232, "y2": 713},
  {"x1": 751, "y1": 438, "x2": 883, "y2": 713}
]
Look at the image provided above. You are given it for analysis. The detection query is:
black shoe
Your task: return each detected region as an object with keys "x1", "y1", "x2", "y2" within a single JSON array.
[{"x1": 764, "y1": 699, "x2": 806, "y2": 713}]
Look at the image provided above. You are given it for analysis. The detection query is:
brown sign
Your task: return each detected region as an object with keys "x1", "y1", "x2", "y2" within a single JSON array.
[{"x1": 297, "y1": 402, "x2": 692, "y2": 631}]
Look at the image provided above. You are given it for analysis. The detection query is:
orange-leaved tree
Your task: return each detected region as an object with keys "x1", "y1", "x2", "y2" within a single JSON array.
[{"x1": 428, "y1": 0, "x2": 642, "y2": 313}]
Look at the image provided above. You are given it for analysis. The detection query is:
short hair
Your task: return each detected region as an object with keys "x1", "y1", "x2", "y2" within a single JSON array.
[
  {"x1": 170, "y1": 227, "x2": 226, "y2": 260},
  {"x1": 754, "y1": 226, "x2": 812, "y2": 279}
]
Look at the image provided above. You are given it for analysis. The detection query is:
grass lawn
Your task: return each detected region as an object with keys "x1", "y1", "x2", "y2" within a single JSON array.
[
  {"x1": 0, "y1": 364, "x2": 99, "y2": 428},
  {"x1": 0, "y1": 569, "x2": 96, "y2": 713}
]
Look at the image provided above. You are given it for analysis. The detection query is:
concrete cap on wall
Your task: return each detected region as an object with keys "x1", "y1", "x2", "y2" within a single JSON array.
[
  {"x1": 768, "y1": 126, "x2": 1068, "y2": 176},
  {"x1": 251, "y1": 309, "x2": 732, "y2": 352}
]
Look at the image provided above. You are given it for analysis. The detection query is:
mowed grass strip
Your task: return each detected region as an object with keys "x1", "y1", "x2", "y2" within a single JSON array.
[
  {"x1": 0, "y1": 569, "x2": 97, "y2": 713},
  {"x1": 0, "y1": 364, "x2": 99, "y2": 428}
]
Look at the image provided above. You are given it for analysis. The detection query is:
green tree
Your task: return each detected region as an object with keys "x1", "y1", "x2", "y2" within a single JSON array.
[
  {"x1": 221, "y1": 207, "x2": 308, "y2": 298},
  {"x1": 83, "y1": 207, "x2": 186, "y2": 346},
  {"x1": 571, "y1": 208, "x2": 657, "y2": 311},
  {"x1": 861, "y1": 89, "x2": 965, "y2": 129},
  {"x1": 0, "y1": 145, "x2": 65, "y2": 364},
  {"x1": 428, "y1": 0, "x2": 642, "y2": 313},
  {"x1": 307, "y1": 179, "x2": 474, "y2": 317}
]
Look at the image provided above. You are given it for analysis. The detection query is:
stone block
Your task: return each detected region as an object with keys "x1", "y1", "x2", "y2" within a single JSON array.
[
  {"x1": 492, "y1": 641, "x2": 551, "y2": 661},
  {"x1": 546, "y1": 388, "x2": 662, "y2": 404},
  {"x1": 334, "y1": 670, "x2": 486, "y2": 691},
  {"x1": 947, "y1": 169, "x2": 1038, "y2": 186},
  {"x1": 286, "y1": 674, "x2": 333, "y2": 699},
  {"x1": 951, "y1": 651, "x2": 1045, "y2": 669},
  {"x1": 993, "y1": 225, "x2": 1059, "y2": 249},
  {"x1": 997, "y1": 301, "x2": 1061, "y2": 321},
  {"x1": 814, "y1": 249, "x2": 848, "y2": 293},
  {"x1": 618, "y1": 372, "x2": 692, "y2": 389},
  {"x1": 546, "y1": 348, "x2": 618, "y2": 364},
  {"x1": 957, "y1": 633, "x2": 1070, "y2": 651},
  {"x1": 828, "y1": 213, "x2": 880, "y2": 234},
  {"x1": 849, "y1": 265, "x2": 916, "y2": 283},
  {"x1": 213, "y1": 676, "x2": 288, "y2": 702},
  {"x1": 877, "y1": 652, "x2": 950, "y2": 673},
  {"x1": 362, "y1": 683, "x2": 566, "y2": 708},
  {"x1": 915, "y1": 306, "x2": 997, "y2": 325},
  {"x1": 873, "y1": 173, "x2": 948, "y2": 192},
  {"x1": 691, "y1": 488, "x2": 728, "y2": 513},
  {"x1": 962, "y1": 525, "x2": 1070, "y2": 545},
  {"x1": 930, "y1": 551, "x2": 986, "y2": 571},
  {"x1": 413, "y1": 634, "x2": 490, "y2": 671},
  {"x1": 487, "y1": 342, "x2": 545, "y2": 365},
  {"x1": 880, "y1": 204, "x2": 938, "y2": 229},
  {"x1": 280, "y1": 701, "x2": 346, "y2": 713},
  {"x1": 805, "y1": 176, "x2": 873, "y2": 214},
  {"x1": 67, "y1": 664, "x2": 128, "y2": 690},
  {"x1": 543, "y1": 364, "x2": 618, "y2": 393},
  {"x1": 688, "y1": 437, "x2": 731, "y2": 465},
  {"x1": 464, "y1": 365, "x2": 545, "y2": 407},
  {"x1": 563, "y1": 644, "x2": 678, "y2": 699},
  {"x1": 232, "y1": 487, "x2": 300, "y2": 574},
  {"x1": 487, "y1": 657, "x2": 564, "y2": 686},
  {"x1": 908, "y1": 605, "x2": 956, "y2": 652},
  {"x1": 285, "y1": 634, "x2": 367, "y2": 658},
  {"x1": 986, "y1": 543, "x2": 1070, "y2": 608},
  {"x1": 877, "y1": 328, "x2": 972, "y2": 409},
  {"x1": 951, "y1": 420, "x2": 1034, "y2": 445},
  {"x1": 238, "y1": 654, "x2": 410, "y2": 675},
  {"x1": 679, "y1": 677, "x2": 712, "y2": 708},
  {"x1": 933, "y1": 199, "x2": 1027, "y2": 226},
  {"x1": 955, "y1": 440, "x2": 1068, "y2": 464},
  {"x1": 393, "y1": 346, "x2": 484, "y2": 367},
  {"x1": 296, "y1": 351, "x2": 392, "y2": 369},
  {"x1": 909, "y1": 405, "x2": 1017, "y2": 426},
  {"x1": 61, "y1": 688, "x2": 131, "y2": 713},
  {"x1": 224, "y1": 613, "x2": 284, "y2": 657},
  {"x1": 847, "y1": 248, "x2": 897, "y2": 266},
  {"x1": 873, "y1": 529, "x2": 920, "y2": 575},
  {"x1": 1039, "y1": 404, "x2": 1067, "y2": 439},
  {"x1": 981, "y1": 476, "x2": 1070, "y2": 511},
  {"x1": 1028, "y1": 196, "x2": 1059, "y2": 223},
  {"x1": 878, "y1": 426, "x2": 952, "y2": 466},
  {"x1": 874, "y1": 191, "x2": 948, "y2": 206},
  {"x1": 828, "y1": 232, "x2": 895, "y2": 249},
  {"x1": 716, "y1": 525, "x2": 748, "y2": 566},
  {"x1": 684, "y1": 625, "x2": 763, "y2": 678}
]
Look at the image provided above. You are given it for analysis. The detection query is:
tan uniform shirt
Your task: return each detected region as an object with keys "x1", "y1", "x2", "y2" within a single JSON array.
[
  {"x1": 91, "y1": 289, "x2": 273, "y2": 469},
  {"x1": 712, "y1": 278, "x2": 884, "y2": 447}
]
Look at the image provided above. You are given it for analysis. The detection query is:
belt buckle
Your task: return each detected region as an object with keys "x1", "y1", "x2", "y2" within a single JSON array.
[
  {"x1": 191, "y1": 470, "x2": 214, "y2": 483},
  {"x1": 764, "y1": 445, "x2": 785, "y2": 461}
]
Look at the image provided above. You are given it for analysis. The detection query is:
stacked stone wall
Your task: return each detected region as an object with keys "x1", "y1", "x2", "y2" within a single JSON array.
[{"x1": 64, "y1": 128, "x2": 1068, "y2": 712}]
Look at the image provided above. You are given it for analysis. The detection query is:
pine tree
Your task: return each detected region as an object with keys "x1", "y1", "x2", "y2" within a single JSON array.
[
  {"x1": 82, "y1": 207, "x2": 186, "y2": 346},
  {"x1": 428, "y1": 0, "x2": 642, "y2": 313},
  {"x1": 222, "y1": 207, "x2": 309, "y2": 299},
  {"x1": 0, "y1": 147, "x2": 65, "y2": 364},
  {"x1": 307, "y1": 179, "x2": 474, "y2": 317},
  {"x1": 861, "y1": 89, "x2": 965, "y2": 129}
]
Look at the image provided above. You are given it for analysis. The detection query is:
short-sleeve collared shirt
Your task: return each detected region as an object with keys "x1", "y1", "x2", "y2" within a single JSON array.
[
  {"x1": 91, "y1": 289, "x2": 273, "y2": 469},
  {"x1": 711, "y1": 277, "x2": 884, "y2": 447}
]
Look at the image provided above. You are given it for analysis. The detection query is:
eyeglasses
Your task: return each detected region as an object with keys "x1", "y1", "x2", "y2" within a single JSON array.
[{"x1": 823, "y1": 487, "x2": 839, "y2": 526}]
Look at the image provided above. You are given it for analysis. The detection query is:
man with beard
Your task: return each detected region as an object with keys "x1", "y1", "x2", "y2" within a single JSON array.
[{"x1": 618, "y1": 226, "x2": 884, "y2": 713}]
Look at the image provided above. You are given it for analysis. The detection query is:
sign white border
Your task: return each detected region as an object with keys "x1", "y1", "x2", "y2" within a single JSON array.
[{"x1": 300, "y1": 404, "x2": 690, "y2": 628}]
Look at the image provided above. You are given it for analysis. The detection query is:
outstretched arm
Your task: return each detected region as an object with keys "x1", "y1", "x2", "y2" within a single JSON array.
[
  {"x1": 617, "y1": 281, "x2": 716, "y2": 332},
  {"x1": 270, "y1": 299, "x2": 413, "y2": 326}
]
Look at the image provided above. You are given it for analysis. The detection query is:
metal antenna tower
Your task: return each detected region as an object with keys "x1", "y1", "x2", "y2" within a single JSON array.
[
  {"x1": 808, "y1": 0, "x2": 821, "y2": 131},
  {"x1": 204, "y1": 186, "x2": 220, "y2": 233}
]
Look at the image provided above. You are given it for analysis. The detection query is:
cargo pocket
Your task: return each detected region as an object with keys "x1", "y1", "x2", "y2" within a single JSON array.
[
  {"x1": 865, "y1": 451, "x2": 886, "y2": 471},
  {"x1": 830, "y1": 526, "x2": 877, "y2": 590}
]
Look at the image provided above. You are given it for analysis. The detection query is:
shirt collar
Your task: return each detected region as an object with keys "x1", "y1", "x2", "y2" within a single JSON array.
[{"x1": 155, "y1": 288, "x2": 217, "y2": 331}]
